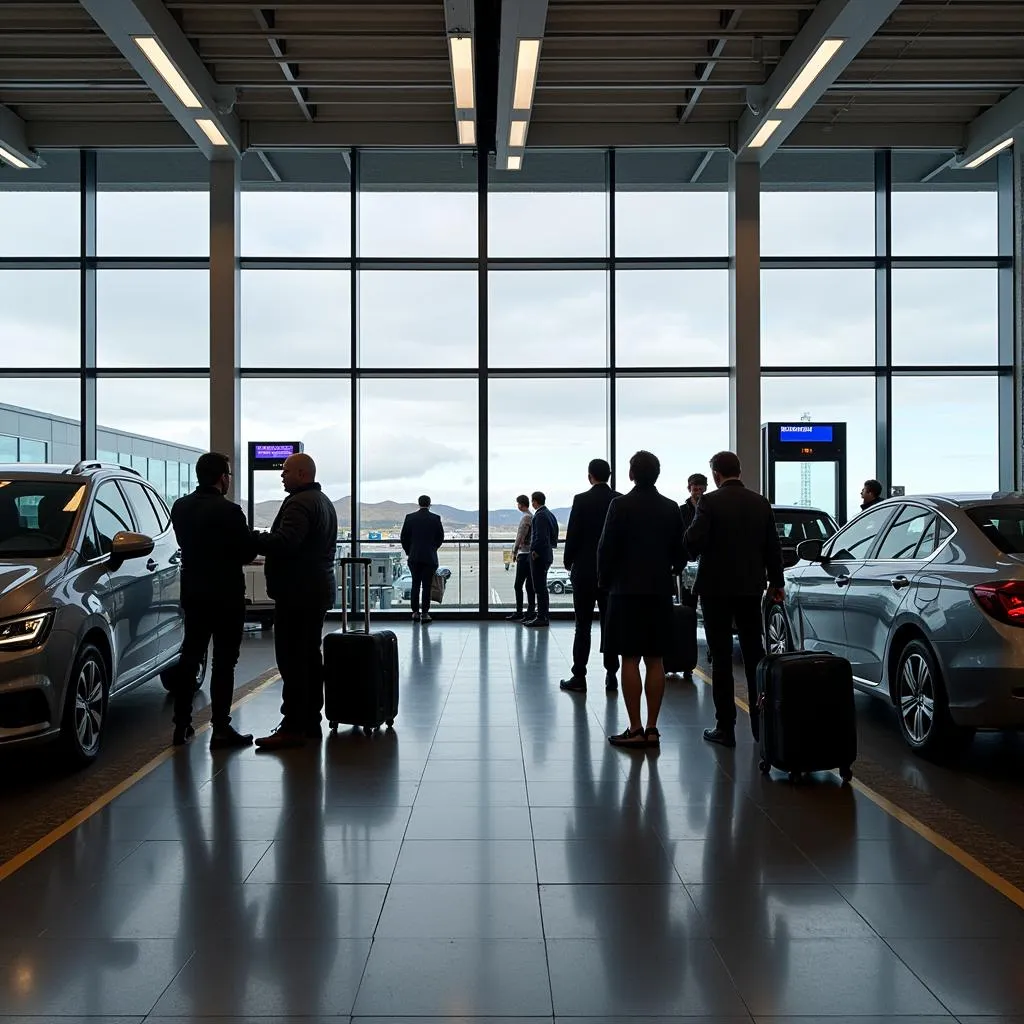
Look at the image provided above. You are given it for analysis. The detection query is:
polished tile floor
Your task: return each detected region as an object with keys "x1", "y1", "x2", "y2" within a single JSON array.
[{"x1": 1, "y1": 622, "x2": 1023, "y2": 1022}]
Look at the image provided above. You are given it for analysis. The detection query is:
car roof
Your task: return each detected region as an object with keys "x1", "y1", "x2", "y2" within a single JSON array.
[
  {"x1": 874, "y1": 493, "x2": 1024, "y2": 511},
  {"x1": 771, "y1": 504, "x2": 833, "y2": 516},
  {"x1": 0, "y1": 461, "x2": 141, "y2": 483}
]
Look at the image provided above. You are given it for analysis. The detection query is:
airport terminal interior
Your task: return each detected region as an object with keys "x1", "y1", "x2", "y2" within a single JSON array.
[{"x1": 1, "y1": 0, "x2": 1024, "y2": 1020}]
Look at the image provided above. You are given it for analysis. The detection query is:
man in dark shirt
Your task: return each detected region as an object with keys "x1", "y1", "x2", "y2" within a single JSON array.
[
  {"x1": 684, "y1": 451, "x2": 785, "y2": 748},
  {"x1": 169, "y1": 451, "x2": 257, "y2": 749},
  {"x1": 560, "y1": 458, "x2": 620, "y2": 693},
  {"x1": 679, "y1": 472, "x2": 708, "y2": 534},
  {"x1": 400, "y1": 495, "x2": 445, "y2": 623},
  {"x1": 525, "y1": 491, "x2": 559, "y2": 627},
  {"x1": 253, "y1": 452, "x2": 338, "y2": 751},
  {"x1": 861, "y1": 479, "x2": 883, "y2": 510}
]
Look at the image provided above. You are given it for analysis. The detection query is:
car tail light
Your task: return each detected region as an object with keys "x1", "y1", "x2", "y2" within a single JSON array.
[{"x1": 972, "y1": 580, "x2": 1024, "y2": 627}]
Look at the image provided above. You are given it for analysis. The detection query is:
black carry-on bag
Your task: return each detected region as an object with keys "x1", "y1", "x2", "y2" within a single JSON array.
[
  {"x1": 323, "y1": 557, "x2": 399, "y2": 736},
  {"x1": 664, "y1": 574, "x2": 698, "y2": 676},
  {"x1": 755, "y1": 650, "x2": 856, "y2": 782}
]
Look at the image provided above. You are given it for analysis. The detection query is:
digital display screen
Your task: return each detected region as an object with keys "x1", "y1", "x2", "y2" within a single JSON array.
[
  {"x1": 779, "y1": 425, "x2": 833, "y2": 443},
  {"x1": 253, "y1": 443, "x2": 298, "y2": 461}
]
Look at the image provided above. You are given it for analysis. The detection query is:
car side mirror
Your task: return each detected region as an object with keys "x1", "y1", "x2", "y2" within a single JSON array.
[
  {"x1": 109, "y1": 531, "x2": 154, "y2": 568},
  {"x1": 796, "y1": 538, "x2": 826, "y2": 563}
]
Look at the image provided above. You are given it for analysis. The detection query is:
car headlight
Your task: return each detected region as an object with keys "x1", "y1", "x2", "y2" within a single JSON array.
[{"x1": 0, "y1": 611, "x2": 55, "y2": 651}]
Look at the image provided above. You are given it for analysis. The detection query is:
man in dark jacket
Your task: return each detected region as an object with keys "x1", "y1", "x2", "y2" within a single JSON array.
[
  {"x1": 525, "y1": 490, "x2": 559, "y2": 627},
  {"x1": 861, "y1": 479, "x2": 883, "y2": 510},
  {"x1": 253, "y1": 452, "x2": 338, "y2": 751},
  {"x1": 169, "y1": 452, "x2": 258, "y2": 749},
  {"x1": 400, "y1": 495, "x2": 445, "y2": 623},
  {"x1": 684, "y1": 451, "x2": 785, "y2": 748},
  {"x1": 679, "y1": 472, "x2": 708, "y2": 534},
  {"x1": 560, "y1": 458, "x2": 620, "y2": 693}
]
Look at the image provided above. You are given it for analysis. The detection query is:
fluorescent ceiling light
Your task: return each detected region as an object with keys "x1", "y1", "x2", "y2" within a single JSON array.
[
  {"x1": 196, "y1": 118, "x2": 229, "y2": 146},
  {"x1": 749, "y1": 118, "x2": 783, "y2": 149},
  {"x1": 509, "y1": 119, "x2": 528, "y2": 148},
  {"x1": 964, "y1": 136, "x2": 1013, "y2": 169},
  {"x1": 134, "y1": 36, "x2": 202, "y2": 109},
  {"x1": 457, "y1": 119, "x2": 476, "y2": 146},
  {"x1": 448, "y1": 35, "x2": 475, "y2": 111},
  {"x1": 776, "y1": 38, "x2": 844, "y2": 111},
  {"x1": 0, "y1": 145, "x2": 29, "y2": 170},
  {"x1": 513, "y1": 38, "x2": 541, "y2": 111},
  {"x1": 507, "y1": 155, "x2": 522, "y2": 171}
]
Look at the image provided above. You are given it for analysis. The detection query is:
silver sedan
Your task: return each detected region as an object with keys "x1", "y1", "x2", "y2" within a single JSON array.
[{"x1": 765, "y1": 494, "x2": 1024, "y2": 758}]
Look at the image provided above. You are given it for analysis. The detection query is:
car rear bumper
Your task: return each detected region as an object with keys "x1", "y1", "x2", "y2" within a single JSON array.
[{"x1": 940, "y1": 626, "x2": 1024, "y2": 728}]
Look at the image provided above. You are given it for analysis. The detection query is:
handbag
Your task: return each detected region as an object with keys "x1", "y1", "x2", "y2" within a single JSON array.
[{"x1": 430, "y1": 571, "x2": 446, "y2": 604}]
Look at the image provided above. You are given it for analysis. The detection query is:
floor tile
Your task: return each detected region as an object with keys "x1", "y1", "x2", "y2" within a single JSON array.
[
  {"x1": 246, "y1": 839, "x2": 402, "y2": 884},
  {"x1": 529, "y1": 805, "x2": 660, "y2": 841},
  {"x1": 104, "y1": 839, "x2": 271, "y2": 885},
  {"x1": 314, "y1": 804, "x2": 414, "y2": 842},
  {"x1": 353, "y1": 938, "x2": 552, "y2": 1016},
  {"x1": 392, "y1": 840, "x2": 537, "y2": 884},
  {"x1": 414, "y1": 779, "x2": 529, "y2": 806},
  {"x1": 528, "y1": 780, "x2": 640, "y2": 807},
  {"x1": 421, "y1": 759, "x2": 526, "y2": 782},
  {"x1": 540, "y1": 882, "x2": 707, "y2": 939},
  {"x1": 405, "y1": 803, "x2": 534, "y2": 840},
  {"x1": 376, "y1": 883, "x2": 543, "y2": 938},
  {"x1": 805, "y1": 836, "x2": 983, "y2": 885},
  {"x1": 535, "y1": 838, "x2": 679, "y2": 884},
  {"x1": 668, "y1": 838, "x2": 824, "y2": 884}
]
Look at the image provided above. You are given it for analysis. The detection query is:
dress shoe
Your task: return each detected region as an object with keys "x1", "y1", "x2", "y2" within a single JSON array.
[
  {"x1": 421, "y1": 614, "x2": 433, "y2": 624},
  {"x1": 524, "y1": 618, "x2": 549, "y2": 628},
  {"x1": 505, "y1": 612, "x2": 524, "y2": 621},
  {"x1": 411, "y1": 612, "x2": 421, "y2": 622},
  {"x1": 255, "y1": 726, "x2": 307, "y2": 751},
  {"x1": 210, "y1": 724, "x2": 254, "y2": 750},
  {"x1": 172, "y1": 724, "x2": 195, "y2": 746},
  {"x1": 559, "y1": 677, "x2": 587, "y2": 693},
  {"x1": 702, "y1": 727, "x2": 736, "y2": 748},
  {"x1": 605, "y1": 671, "x2": 618, "y2": 693}
]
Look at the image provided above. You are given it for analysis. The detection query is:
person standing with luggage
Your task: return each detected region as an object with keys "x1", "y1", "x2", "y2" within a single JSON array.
[
  {"x1": 598, "y1": 451, "x2": 685, "y2": 748},
  {"x1": 254, "y1": 452, "x2": 338, "y2": 751},
  {"x1": 525, "y1": 491, "x2": 559, "y2": 628},
  {"x1": 559, "y1": 459, "x2": 620, "y2": 693},
  {"x1": 506, "y1": 495, "x2": 535, "y2": 622},
  {"x1": 400, "y1": 495, "x2": 445, "y2": 624},
  {"x1": 684, "y1": 451, "x2": 785, "y2": 748},
  {"x1": 169, "y1": 452, "x2": 258, "y2": 749}
]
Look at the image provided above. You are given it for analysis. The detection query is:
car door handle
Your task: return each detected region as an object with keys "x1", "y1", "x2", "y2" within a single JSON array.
[
  {"x1": 146, "y1": 559, "x2": 158, "y2": 572},
  {"x1": 891, "y1": 575, "x2": 911, "y2": 590},
  {"x1": 835, "y1": 575, "x2": 851, "y2": 587},
  {"x1": 168, "y1": 549, "x2": 182, "y2": 566}
]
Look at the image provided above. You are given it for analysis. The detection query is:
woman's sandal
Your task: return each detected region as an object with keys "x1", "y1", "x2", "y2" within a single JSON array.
[
  {"x1": 645, "y1": 727, "x2": 661, "y2": 748},
  {"x1": 608, "y1": 726, "x2": 647, "y2": 748}
]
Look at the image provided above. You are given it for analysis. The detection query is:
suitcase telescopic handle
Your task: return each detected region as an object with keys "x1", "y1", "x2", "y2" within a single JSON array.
[{"x1": 338, "y1": 556, "x2": 371, "y2": 633}]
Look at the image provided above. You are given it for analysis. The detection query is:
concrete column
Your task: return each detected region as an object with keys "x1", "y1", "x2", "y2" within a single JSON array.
[
  {"x1": 209, "y1": 158, "x2": 241, "y2": 499},
  {"x1": 729, "y1": 158, "x2": 761, "y2": 488},
  {"x1": 874, "y1": 150, "x2": 892, "y2": 497},
  {"x1": 80, "y1": 150, "x2": 97, "y2": 460}
]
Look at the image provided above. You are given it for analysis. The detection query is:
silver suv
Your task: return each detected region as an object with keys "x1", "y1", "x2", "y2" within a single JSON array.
[{"x1": 0, "y1": 462, "x2": 202, "y2": 765}]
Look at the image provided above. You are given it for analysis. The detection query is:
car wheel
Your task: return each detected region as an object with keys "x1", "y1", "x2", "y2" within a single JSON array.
[
  {"x1": 160, "y1": 647, "x2": 208, "y2": 694},
  {"x1": 765, "y1": 604, "x2": 791, "y2": 656},
  {"x1": 550, "y1": 581, "x2": 565, "y2": 594},
  {"x1": 60, "y1": 644, "x2": 108, "y2": 767},
  {"x1": 895, "y1": 638, "x2": 974, "y2": 758}
]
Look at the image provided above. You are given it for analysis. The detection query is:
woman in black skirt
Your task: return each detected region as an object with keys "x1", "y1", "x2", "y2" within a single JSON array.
[{"x1": 597, "y1": 450, "x2": 686, "y2": 748}]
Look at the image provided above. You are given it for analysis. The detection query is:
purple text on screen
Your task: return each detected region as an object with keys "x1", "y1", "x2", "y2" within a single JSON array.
[{"x1": 254, "y1": 443, "x2": 297, "y2": 460}]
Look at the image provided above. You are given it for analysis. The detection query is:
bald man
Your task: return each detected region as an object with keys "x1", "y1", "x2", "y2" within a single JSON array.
[{"x1": 253, "y1": 452, "x2": 339, "y2": 751}]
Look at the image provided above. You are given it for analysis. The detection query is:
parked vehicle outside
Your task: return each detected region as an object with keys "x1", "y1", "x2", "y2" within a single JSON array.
[
  {"x1": 765, "y1": 493, "x2": 1024, "y2": 757},
  {"x1": 547, "y1": 567, "x2": 573, "y2": 594},
  {"x1": 393, "y1": 565, "x2": 452, "y2": 602}
]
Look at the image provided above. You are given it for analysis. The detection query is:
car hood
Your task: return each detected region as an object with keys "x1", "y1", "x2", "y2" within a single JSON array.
[{"x1": 0, "y1": 560, "x2": 62, "y2": 609}]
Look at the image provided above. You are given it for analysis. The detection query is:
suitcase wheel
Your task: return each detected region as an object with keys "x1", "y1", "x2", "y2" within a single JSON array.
[
  {"x1": 386, "y1": 719, "x2": 394, "y2": 728},
  {"x1": 839, "y1": 765, "x2": 853, "y2": 783},
  {"x1": 363, "y1": 725, "x2": 374, "y2": 736},
  {"x1": 758, "y1": 759, "x2": 770, "y2": 775}
]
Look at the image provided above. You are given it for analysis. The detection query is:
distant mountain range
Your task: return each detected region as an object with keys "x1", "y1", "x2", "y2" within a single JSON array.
[{"x1": 252, "y1": 496, "x2": 571, "y2": 531}]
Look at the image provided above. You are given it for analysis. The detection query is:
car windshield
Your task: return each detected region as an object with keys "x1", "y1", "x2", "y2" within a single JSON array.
[
  {"x1": 968, "y1": 505, "x2": 1024, "y2": 554},
  {"x1": 0, "y1": 479, "x2": 85, "y2": 557},
  {"x1": 775, "y1": 510, "x2": 837, "y2": 545}
]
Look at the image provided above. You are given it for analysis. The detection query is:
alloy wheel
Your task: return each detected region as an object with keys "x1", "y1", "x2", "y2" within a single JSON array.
[
  {"x1": 766, "y1": 607, "x2": 789, "y2": 655},
  {"x1": 899, "y1": 652, "x2": 935, "y2": 744},
  {"x1": 74, "y1": 657, "x2": 104, "y2": 755}
]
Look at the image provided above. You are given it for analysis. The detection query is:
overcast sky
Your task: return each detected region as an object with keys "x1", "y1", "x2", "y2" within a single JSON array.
[{"x1": 0, "y1": 175, "x2": 1002, "y2": 525}]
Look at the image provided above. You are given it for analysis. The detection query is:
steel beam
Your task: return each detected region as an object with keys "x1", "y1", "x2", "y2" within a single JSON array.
[
  {"x1": 495, "y1": 0, "x2": 549, "y2": 168},
  {"x1": 78, "y1": 0, "x2": 241, "y2": 157},
  {"x1": 736, "y1": 0, "x2": 902, "y2": 162},
  {"x1": 253, "y1": 7, "x2": 315, "y2": 122},
  {"x1": 961, "y1": 86, "x2": 1024, "y2": 169},
  {"x1": 678, "y1": 8, "x2": 740, "y2": 125},
  {"x1": 0, "y1": 103, "x2": 43, "y2": 169}
]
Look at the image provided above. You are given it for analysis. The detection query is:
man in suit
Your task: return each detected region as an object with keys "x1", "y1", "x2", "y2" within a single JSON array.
[
  {"x1": 679, "y1": 472, "x2": 708, "y2": 534},
  {"x1": 684, "y1": 451, "x2": 785, "y2": 748},
  {"x1": 560, "y1": 458, "x2": 620, "y2": 693},
  {"x1": 169, "y1": 451, "x2": 258, "y2": 749},
  {"x1": 525, "y1": 490, "x2": 558, "y2": 628},
  {"x1": 254, "y1": 452, "x2": 338, "y2": 751},
  {"x1": 400, "y1": 495, "x2": 444, "y2": 624}
]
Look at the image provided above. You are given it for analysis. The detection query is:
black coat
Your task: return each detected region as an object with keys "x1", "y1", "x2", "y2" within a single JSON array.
[
  {"x1": 683, "y1": 479, "x2": 784, "y2": 598},
  {"x1": 563, "y1": 483, "x2": 620, "y2": 586},
  {"x1": 255, "y1": 483, "x2": 338, "y2": 602},
  {"x1": 597, "y1": 485, "x2": 685, "y2": 596},
  {"x1": 400, "y1": 508, "x2": 444, "y2": 567},
  {"x1": 170, "y1": 487, "x2": 257, "y2": 601}
]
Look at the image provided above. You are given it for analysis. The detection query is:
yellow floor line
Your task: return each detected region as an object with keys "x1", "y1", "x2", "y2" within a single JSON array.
[
  {"x1": 0, "y1": 671, "x2": 281, "y2": 885},
  {"x1": 694, "y1": 666, "x2": 1024, "y2": 912}
]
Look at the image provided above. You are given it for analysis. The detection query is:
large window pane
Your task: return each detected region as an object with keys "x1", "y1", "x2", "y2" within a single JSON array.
[
  {"x1": 489, "y1": 151, "x2": 607, "y2": 258},
  {"x1": 242, "y1": 191, "x2": 351, "y2": 257},
  {"x1": 360, "y1": 378, "x2": 477, "y2": 609},
  {"x1": 891, "y1": 269, "x2": 998, "y2": 366},
  {"x1": 0, "y1": 379, "x2": 81, "y2": 465},
  {"x1": 242, "y1": 270, "x2": 350, "y2": 367},
  {"x1": 761, "y1": 376, "x2": 875, "y2": 523},
  {"x1": 359, "y1": 272, "x2": 476, "y2": 368},
  {"x1": 616, "y1": 270, "x2": 728, "y2": 367},
  {"x1": 0, "y1": 270, "x2": 80, "y2": 367},
  {"x1": 98, "y1": 191, "x2": 209, "y2": 257},
  {"x1": 0, "y1": 190, "x2": 79, "y2": 257},
  {"x1": 97, "y1": 378, "x2": 209, "y2": 455},
  {"x1": 761, "y1": 191, "x2": 874, "y2": 257},
  {"x1": 489, "y1": 271, "x2": 606, "y2": 368},
  {"x1": 97, "y1": 270, "x2": 209, "y2": 367},
  {"x1": 762, "y1": 270, "x2": 874, "y2": 367},
  {"x1": 615, "y1": 378, "x2": 730, "y2": 500},
  {"x1": 892, "y1": 190, "x2": 998, "y2": 257},
  {"x1": 891, "y1": 376, "x2": 999, "y2": 494}
]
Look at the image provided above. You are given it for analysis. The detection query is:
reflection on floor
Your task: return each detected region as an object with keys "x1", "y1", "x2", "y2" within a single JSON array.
[{"x1": 0, "y1": 621, "x2": 1023, "y2": 1020}]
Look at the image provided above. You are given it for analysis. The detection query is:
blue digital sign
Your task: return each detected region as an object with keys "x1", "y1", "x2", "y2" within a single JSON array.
[{"x1": 779, "y1": 424, "x2": 834, "y2": 443}]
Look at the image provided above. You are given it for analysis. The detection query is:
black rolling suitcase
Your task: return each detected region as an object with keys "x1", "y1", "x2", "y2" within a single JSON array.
[
  {"x1": 664, "y1": 575, "x2": 698, "y2": 676},
  {"x1": 323, "y1": 557, "x2": 399, "y2": 736},
  {"x1": 756, "y1": 651, "x2": 856, "y2": 781}
]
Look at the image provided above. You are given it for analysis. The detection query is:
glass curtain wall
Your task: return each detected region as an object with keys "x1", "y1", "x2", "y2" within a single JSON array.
[{"x1": 0, "y1": 146, "x2": 1012, "y2": 613}]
